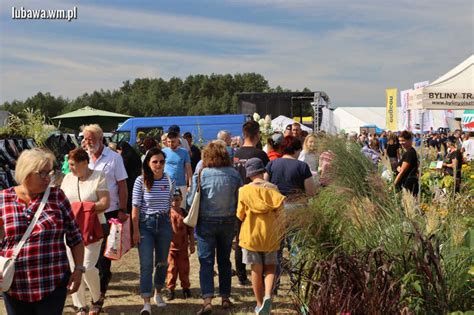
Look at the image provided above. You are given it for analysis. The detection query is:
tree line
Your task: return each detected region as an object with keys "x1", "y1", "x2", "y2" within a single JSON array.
[{"x1": 1, "y1": 73, "x2": 306, "y2": 121}]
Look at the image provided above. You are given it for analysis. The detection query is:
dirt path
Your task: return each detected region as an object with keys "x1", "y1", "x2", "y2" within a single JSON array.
[{"x1": 1, "y1": 248, "x2": 296, "y2": 315}]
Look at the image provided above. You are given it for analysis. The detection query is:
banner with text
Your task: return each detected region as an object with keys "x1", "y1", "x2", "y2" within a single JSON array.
[
  {"x1": 386, "y1": 88, "x2": 398, "y2": 130},
  {"x1": 400, "y1": 89, "x2": 411, "y2": 131}
]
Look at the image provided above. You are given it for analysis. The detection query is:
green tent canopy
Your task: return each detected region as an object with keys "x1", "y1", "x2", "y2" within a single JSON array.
[{"x1": 52, "y1": 106, "x2": 132, "y2": 131}]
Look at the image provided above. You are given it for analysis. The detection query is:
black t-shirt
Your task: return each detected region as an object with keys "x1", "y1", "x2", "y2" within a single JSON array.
[
  {"x1": 386, "y1": 143, "x2": 399, "y2": 158},
  {"x1": 397, "y1": 147, "x2": 418, "y2": 187},
  {"x1": 430, "y1": 138, "x2": 441, "y2": 150},
  {"x1": 265, "y1": 158, "x2": 312, "y2": 197},
  {"x1": 444, "y1": 149, "x2": 462, "y2": 177},
  {"x1": 234, "y1": 146, "x2": 270, "y2": 184},
  {"x1": 189, "y1": 145, "x2": 201, "y2": 172}
]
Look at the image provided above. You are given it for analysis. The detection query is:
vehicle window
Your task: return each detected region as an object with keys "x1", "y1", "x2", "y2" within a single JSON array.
[
  {"x1": 112, "y1": 131, "x2": 130, "y2": 143},
  {"x1": 137, "y1": 127, "x2": 163, "y2": 139}
]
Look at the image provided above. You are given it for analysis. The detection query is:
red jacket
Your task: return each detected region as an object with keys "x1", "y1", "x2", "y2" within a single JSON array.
[{"x1": 71, "y1": 201, "x2": 103, "y2": 246}]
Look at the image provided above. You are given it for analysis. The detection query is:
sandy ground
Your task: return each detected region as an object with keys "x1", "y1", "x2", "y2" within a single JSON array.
[{"x1": 1, "y1": 248, "x2": 296, "y2": 315}]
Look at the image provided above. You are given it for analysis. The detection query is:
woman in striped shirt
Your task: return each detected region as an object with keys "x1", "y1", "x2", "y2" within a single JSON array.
[{"x1": 132, "y1": 147, "x2": 175, "y2": 315}]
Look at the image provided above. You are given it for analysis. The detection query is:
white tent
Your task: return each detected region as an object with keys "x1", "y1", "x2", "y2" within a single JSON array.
[
  {"x1": 332, "y1": 107, "x2": 386, "y2": 133},
  {"x1": 409, "y1": 54, "x2": 474, "y2": 110},
  {"x1": 271, "y1": 115, "x2": 313, "y2": 132}
]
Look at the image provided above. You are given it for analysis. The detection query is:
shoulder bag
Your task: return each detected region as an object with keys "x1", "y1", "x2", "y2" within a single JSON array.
[
  {"x1": 0, "y1": 186, "x2": 51, "y2": 292},
  {"x1": 183, "y1": 170, "x2": 202, "y2": 228}
]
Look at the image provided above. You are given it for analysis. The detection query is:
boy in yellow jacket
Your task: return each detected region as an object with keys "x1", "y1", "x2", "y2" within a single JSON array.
[{"x1": 237, "y1": 158, "x2": 286, "y2": 315}]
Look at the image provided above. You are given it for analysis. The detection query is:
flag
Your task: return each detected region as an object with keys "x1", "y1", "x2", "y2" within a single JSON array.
[
  {"x1": 386, "y1": 88, "x2": 398, "y2": 131},
  {"x1": 400, "y1": 89, "x2": 411, "y2": 130}
]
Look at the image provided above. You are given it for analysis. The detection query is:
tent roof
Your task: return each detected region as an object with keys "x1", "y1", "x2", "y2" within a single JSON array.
[
  {"x1": 408, "y1": 55, "x2": 474, "y2": 110},
  {"x1": 335, "y1": 107, "x2": 386, "y2": 125},
  {"x1": 52, "y1": 106, "x2": 132, "y2": 131},
  {"x1": 271, "y1": 115, "x2": 313, "y2": 132},
  {"x1": 429, "y1": 54, "x2": 473, "y2": 90},
  {"x1": 52, "y1": 106, "x2": 132, "y2": 119}
]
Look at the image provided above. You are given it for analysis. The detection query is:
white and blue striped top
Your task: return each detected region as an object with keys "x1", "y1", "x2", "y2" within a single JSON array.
[{"x1": 132, "y1": 174, "x2": 175, "y2": 215}]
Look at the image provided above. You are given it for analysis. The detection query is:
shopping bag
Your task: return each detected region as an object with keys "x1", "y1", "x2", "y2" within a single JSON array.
[{"x1": 104, "y1": 214, "x2": 131, "y2": 260}]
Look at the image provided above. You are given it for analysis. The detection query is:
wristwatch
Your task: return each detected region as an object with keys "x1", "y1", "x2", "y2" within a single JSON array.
[{"x1": 74, "y1": 265, "x2": 86, "y2": 273}]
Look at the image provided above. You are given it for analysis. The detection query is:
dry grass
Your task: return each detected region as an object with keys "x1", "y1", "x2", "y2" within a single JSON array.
[{"x1": 1, "y1": 248, "x2": 296, "y2": 315}]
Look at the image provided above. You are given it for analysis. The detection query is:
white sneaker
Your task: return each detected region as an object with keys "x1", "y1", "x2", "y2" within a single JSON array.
[
  {"x1": 154, "y1": 294, "x2": 166, "y2": 307},
  {"x1": 140, "y1": 303, "x2": 151, "y2": 315}
]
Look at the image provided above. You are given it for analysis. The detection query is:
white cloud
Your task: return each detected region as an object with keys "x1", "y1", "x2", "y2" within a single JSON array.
[{"x1": 0, "y1": 0, "x2": 472, "y2": 107}]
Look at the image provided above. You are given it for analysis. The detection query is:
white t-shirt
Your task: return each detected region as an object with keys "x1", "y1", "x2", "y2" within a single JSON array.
[
  {"x1": 88, "y1": 147, "x2": 128, "y2": 213},
  {"x1": 61, "y1": 170, "x2": 108, "y2": 223},
  {"x1": 298, "y1": 150, "x2": 319, "y2": 174},
  {"x1": 462, "y1": 138, "x2": 474, "y2": 161}
]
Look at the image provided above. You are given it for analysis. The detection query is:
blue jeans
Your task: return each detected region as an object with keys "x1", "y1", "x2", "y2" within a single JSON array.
[
  {"x1": 138, "y1": 213, "x2": 172, "y2": 298},
  {"x1": 3, "y1": 271, "x2": 69, "y2": 315},
  {"x1": 196, "y1": 216, "x2": 235, "y2": 299}
]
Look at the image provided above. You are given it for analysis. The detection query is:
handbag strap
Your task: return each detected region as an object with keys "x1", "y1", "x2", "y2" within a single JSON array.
[
  {"x1": 196, "y1": 169, "x2": 203, "y2": 192},
  {"x1": 12, "y1": 186, "x2": 51, "y2": 260},
  {"x1": 77, "y1": 177, "x2": 82, "y2": 202}
]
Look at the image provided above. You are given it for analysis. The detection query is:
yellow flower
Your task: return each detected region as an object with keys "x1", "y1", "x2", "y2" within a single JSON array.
[
  {"x1": 469, "y1": 266, "x2": 474, "y2": 276},
  {"x1": 420, "y1": 203, "x2": 430, "y2": 212},
  {"x1": 438, "y1": 208, "x2": 448, "y2": 218}
]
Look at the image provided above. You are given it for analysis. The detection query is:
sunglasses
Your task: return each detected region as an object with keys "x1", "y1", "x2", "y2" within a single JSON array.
[
  {"x1": 35, "y1": 170, "x2": 55, "y2": 179},
  {"x1": 151, "y1": 160, "x2": 165, "y2": 165}
]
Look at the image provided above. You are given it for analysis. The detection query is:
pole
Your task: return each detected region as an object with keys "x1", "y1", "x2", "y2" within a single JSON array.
[
  {"x1": 312, "y1": 92, "x2": 327, "y2": 134},
  {"x1": 418, "y1": 111, "x2": 424, "y2": 202}
]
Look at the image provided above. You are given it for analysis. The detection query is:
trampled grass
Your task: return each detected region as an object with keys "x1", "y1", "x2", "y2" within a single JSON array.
[{"x1": 1, "y1": 247, "x2": 295, "y2": 315}]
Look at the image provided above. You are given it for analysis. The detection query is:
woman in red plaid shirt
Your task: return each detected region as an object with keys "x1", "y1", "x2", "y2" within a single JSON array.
[{"x1": 0, "y1": 148, "x2": 85, "y2": 315}]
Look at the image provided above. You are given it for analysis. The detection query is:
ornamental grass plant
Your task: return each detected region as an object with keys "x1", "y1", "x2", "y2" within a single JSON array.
[{"x1": 288, "y1": 136, "x2": 473, "y2": 314}]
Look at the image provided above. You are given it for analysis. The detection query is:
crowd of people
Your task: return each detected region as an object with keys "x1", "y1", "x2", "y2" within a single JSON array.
[
  {"x1": 0, "y1": 119, "x2": 472, "y2": 315},
  {"x1": 354, "y1": 128, "x2": 472, "y2": 194}
]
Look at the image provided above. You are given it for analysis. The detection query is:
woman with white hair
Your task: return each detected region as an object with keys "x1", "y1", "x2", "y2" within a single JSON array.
[{"x1": 0, "y1": 148, "x2": 84, "y2": 315}]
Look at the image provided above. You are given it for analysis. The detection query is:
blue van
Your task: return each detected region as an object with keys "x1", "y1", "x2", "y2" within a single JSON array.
[{"x1": 113, "y1": 114, "x2": 251, "y2": 144}]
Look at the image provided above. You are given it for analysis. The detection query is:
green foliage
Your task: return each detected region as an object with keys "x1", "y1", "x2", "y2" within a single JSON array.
[
  {"x1": 289, "y1": 136, "x2": 474, "y2": 314},
  {"x1": 0, "y1": 108, "x2": 57, "y2": 145},
  {"x1": 1, "y1": 73, "x2": 311, "y2": 125}
]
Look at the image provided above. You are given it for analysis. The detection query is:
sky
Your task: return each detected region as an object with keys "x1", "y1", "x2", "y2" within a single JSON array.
[{"x1": 0, "y1": 0, "x2": 472, "y2": 107}]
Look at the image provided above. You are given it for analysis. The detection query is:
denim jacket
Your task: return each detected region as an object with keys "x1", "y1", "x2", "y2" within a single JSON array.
[{"x1": 187, "y1": 166, "x2": 242, "y2": 218}]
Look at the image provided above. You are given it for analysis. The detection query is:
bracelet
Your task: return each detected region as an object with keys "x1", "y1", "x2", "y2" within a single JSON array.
[{"x1": 74, "y1": 265, "x2": 86, "y2": 273}]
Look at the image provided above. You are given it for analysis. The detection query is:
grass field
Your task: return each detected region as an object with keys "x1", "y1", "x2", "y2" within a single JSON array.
[{"x1": 1, "y1": 248, "x2": 296, "y2": 315}]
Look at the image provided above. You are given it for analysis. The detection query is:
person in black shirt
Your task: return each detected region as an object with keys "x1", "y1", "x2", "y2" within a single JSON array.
[
  {"x1": 182, "y1": 132, "x2": 201, "y2": 173},
  {"x1": 385, "y1": 133, "x2": 400, "y2": 172},
  {"x1": 443, "y1": 140, "x2": 463, "y2": 192},
  {"x1": 233, "y1": 120, "x2": 269, "y2": 286},
  {"x1": 429, "y1": 133, "x2": 442, "y2": 151},
  {"x1": 394, "y1": 130, "x2": 419, "y2": 196}
]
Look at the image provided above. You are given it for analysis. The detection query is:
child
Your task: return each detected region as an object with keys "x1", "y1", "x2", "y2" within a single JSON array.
[
  {"x1": 237, "y1": 158, "x2": 286, "y2": 315},
  {"x1": 166, "y1": 189, "x2": 195, "y2": 300}
]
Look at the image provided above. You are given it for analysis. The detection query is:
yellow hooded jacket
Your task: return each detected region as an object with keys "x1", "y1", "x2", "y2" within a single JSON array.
[{"x1": 236, "y1": 181, "x2": 286, "y2": 252}]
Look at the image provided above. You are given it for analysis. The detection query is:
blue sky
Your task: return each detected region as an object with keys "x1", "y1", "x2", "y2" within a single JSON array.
[{"x1": 1, "y1": 0, "x2": 472, "y2": 106}]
